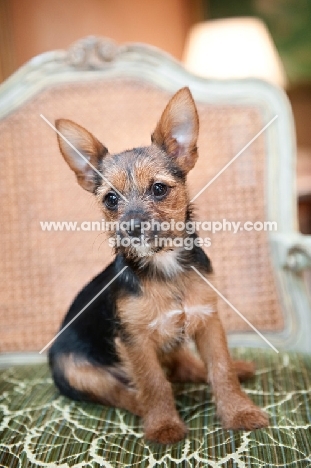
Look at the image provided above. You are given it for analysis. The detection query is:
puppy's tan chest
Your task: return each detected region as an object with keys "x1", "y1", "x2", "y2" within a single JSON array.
[
  {"x1": 148, "y1": 303, "x2": 216, "y2": 343},
  {"x1": 117, "y1": 271, "x2": 217, "y2": 348}
]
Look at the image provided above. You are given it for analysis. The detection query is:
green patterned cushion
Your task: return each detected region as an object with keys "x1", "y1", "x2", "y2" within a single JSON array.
[{"x1": 1, "y1": 349, "x2": 311, "y2": 467}]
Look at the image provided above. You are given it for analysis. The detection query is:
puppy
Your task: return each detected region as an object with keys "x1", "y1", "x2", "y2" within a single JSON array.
[{"x1": 49, "y1": 87, "x2": 268, "y2": 444}]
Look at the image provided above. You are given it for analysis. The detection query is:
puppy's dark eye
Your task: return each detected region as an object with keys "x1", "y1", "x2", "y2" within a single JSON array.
[
  {"x1": 152, "y1": 183, "x2": 168, "y2": 199},
  {"x1": 104, "y1": 192, "x2": 119, "y2": 210}
]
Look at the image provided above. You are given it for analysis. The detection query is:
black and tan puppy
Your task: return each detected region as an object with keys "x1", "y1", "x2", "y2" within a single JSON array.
[{"x1": 49, "y1": 87, "x2": 268, "y2": 444}]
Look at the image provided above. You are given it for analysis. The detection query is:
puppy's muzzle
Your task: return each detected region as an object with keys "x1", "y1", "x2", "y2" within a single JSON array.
[{"x1": 126, "y1": 219, "x2": 143, "y2": 238}]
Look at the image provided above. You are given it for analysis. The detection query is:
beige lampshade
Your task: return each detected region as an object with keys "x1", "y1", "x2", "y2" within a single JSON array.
[{"x1": 183, "y1": 17, "x2": 286, "y2": 87}]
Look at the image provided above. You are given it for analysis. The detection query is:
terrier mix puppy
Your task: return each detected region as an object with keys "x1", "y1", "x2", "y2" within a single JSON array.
[{"x1": 49, "y1": 87, "x2": 268, "y2": 444}]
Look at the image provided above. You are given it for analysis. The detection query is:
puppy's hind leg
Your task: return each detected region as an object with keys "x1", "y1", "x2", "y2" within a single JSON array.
[
  {"x1": 233, "y1": 360, "x2": 255, "y2": 382},
  {"x1": 163, "y1": 346, "x2": 207, "y2": 383},
  {"x1": 163, "y1": 346, "x2": 255, "y2": 384},
  {"x1": 51, "y1": 353, "x2": 142, "y2": 416}
]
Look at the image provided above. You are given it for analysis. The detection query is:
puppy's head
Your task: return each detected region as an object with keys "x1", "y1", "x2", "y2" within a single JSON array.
[{"x1": 56, "y1": 87, "x2": 199, "y2": 260}]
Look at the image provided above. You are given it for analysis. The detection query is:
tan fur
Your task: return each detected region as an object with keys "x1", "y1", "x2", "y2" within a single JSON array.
[
  {"x1": 117, "y1": 267, "x2": 268, "y2": 439},
  {"x1": 117, "y1": 269, "x2": 217, "y2": 349},
  {"x1": 195, "y1": 312, "x2": 268, "y2": 430},
  {"x1": 55, "y1": 119, "x2": 108, "y2": 192},
  {"x1": 59, "y1": 353, "x2": 142, "y2": 416},
  {"x1": 55, "y1": 87, "x2": 268, "y2": 444},
  {"x1": 162, "y1": 347, "x2": 255, "y2": 383},
  {"x1": 162, "y1": 345, "x2": 207, "y2": 383},
  {"x1": 115, "y1": 333, "x2": 188, "y2": 443},
  {"x1": 152, "y1": 87, "x2": 199, "y2": 173},
  {"x1": 95, "y1": 147, "x2": 189, "y2": 235}
]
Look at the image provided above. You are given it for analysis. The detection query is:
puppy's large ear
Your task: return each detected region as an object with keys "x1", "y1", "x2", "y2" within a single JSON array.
[
  {"x1": 55, "y1": 119, "x2": 108, "y2": 192},
  {"x1": 152, "y1": 87, "x2": 199, "y2": 173}
]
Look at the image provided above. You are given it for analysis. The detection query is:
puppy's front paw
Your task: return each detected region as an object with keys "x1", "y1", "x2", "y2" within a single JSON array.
[
  {"x1": 222, "y1": 404, "x2": 269, "y2": 431},
  {"x1": 144, "y1": 418, "x2": 188, "y2": 444}
]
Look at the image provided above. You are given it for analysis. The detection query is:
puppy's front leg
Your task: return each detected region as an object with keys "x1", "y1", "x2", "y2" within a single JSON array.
[
  {"x1": 122, "y1": 338, "x2": 187, "y2": 444},
  {"x1": 195, "y1": 312, "x2": 269, "y2": 430}
]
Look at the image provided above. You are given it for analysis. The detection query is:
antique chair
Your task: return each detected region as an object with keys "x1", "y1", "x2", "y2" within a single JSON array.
[{"x1": 1, "y1": 37, "x2": 311, "y2": 467}]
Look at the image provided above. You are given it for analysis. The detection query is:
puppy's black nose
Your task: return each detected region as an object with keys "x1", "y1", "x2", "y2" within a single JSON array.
[{"x1": 126, "y1": 219, "x2": 142, "y2": 237}]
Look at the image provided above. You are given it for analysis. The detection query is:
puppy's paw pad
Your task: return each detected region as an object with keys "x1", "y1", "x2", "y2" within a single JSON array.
[
  {"x1": 145, "y1": 421, "x2": 187, "y2": 444},
  {"x1": 224, "y1": 406, "x2": 269, "y2": 431}
]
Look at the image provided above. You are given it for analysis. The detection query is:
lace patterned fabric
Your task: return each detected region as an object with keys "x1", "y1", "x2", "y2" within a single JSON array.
[{"x1": 1, "y1": 348, "x2": 310, "y2": 467}]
